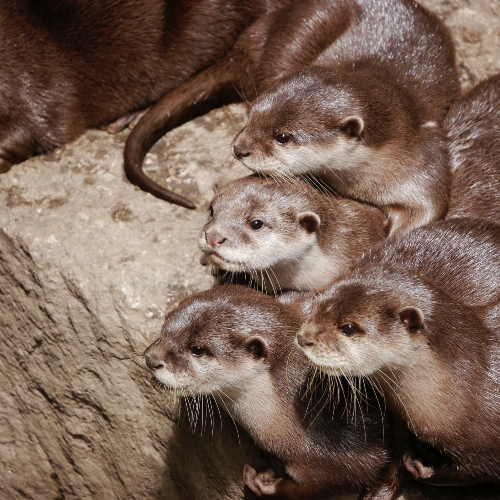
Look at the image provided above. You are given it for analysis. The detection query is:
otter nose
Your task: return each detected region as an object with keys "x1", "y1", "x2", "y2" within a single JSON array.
[
  {"x1": 145, "y1": 352, "x2": 165, "y2": 371},
  {"x1": 205, "y1": 232, "x2": 227, "y2": 247},
  {"x1": 296, "y1": 334, "x2": 315, "y2": 348},
  {"x1": 233, "y1": 145, "x2": 251, "y2": 160}
]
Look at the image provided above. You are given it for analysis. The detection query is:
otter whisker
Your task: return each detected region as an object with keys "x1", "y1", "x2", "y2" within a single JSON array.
[
  {"x1": 214, "y1": 390, "x2": 241, "y2": 446},
  {"x1": 375, "y1": 369, "x2": 416, "y2": 434}
]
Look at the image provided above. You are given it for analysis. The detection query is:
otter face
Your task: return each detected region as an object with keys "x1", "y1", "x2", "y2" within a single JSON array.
[
  {"x1": 231, "y1": 69, "x2": 367, "y2": 177},
  {"x1": 198, "y1": 178, "x2": 320, "y2": 275},
  {"x1": 144, "y1": 292, "x2": 271, "y2": 397},
  {"x1": 295, "y1": 281, "x2": 426, "y2": 377}
]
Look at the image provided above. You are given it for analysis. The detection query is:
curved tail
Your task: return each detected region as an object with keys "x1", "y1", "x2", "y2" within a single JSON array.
[{"x1": 123, "y1": 61, "x2": 242, "y2": 209}]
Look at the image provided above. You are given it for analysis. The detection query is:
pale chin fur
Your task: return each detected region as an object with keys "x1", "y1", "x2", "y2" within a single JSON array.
[
  {"x1": 239, "y1": 139, "x2": 371, "y2": 177},
  {"x1": 153, "y1": 356, "x2": 269, "y2": 398},
  {"x1": 299, "y1": 332, "x2": 421, "y2": 379},
  {"x1": 299, "y1": 345, "x2": 363, "y2": 377},
  {"x1": 199, "y1": 232, "x2": 304, "y2": 273}
]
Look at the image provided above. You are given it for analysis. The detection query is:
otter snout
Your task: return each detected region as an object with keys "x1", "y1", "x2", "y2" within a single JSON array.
[
  {"x1": 205, "y1": 232, "x2": 227, "y2": 247},
  {"x1": 296, "y1": 333, "x2": 315, "y2": 348},
  {"x1": 233, "y1": 144, "x2": 251, "y2": 160},
  {"x1": 144, "y1": 346, "x2": 165, "y2": 371}
]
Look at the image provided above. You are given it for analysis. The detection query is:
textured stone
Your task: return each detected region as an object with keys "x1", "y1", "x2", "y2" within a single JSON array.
[{"x1": 1, "y1": 2, "x2": 499, "y2": 499}]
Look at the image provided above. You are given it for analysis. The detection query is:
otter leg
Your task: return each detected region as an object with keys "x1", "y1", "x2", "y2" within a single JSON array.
[
  {"x1": 358, "y1": 463, "x2": 408, "y2": 500},
  {"x1": 244, "y1": 464, "x2": 283, "y2": 497},
  {"x1": 404, "y1": 452, "x2": 483, "y2": 487}
]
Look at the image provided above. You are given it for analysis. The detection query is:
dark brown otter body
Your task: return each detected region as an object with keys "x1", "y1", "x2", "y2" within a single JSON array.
[
  {"x1": 124, "y1": 0, "x2": 459, "y2": 210},
  {"x1": 198, "y1": 175, "x2": 387, "y2": 293},
  {"x1": 445, "y1": 73, "x2": 500, "y2": 222},
  {"x1": 145, "y1": 285, "x2": 391, "y2": 499},
  {"x1": 0, "y1": 0, "x2": 284, "y2": 204},
  {"x1": 296, "y1": 218, "x2": 500, "y2": 498}
]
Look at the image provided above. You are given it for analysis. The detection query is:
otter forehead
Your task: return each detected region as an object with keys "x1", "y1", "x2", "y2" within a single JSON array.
[
  {"x1": 160, "y1": 286, "x2": 295, "y2": 343},
  {"x1": 309, "y1": 285, "x2": 398, "y2": 335},
  {"x1": 248, "y1": 69, "x2": 363, "y2": 136},
  {"x1": 210, "y1": 177, "x2": 315, "y2": 221}
]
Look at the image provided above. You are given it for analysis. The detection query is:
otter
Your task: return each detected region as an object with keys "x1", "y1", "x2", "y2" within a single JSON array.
[
  {"x1": 295, "y1": 218, "x2": 500, "y2": 497},
  {"x1": 445, "y1": 73, "x2": 500, "y2": 222},
  {"x1": 198, "y1": 175, "x2": 387, "y2": 293},
  {"x1": 144, "y1": 285, "x2": 391, "y2": 499},
  {"x1": 0, "y1": 0, "x2": 288, "y2": 206},
  {"x1": 123, "y1": 0, "x2": 459, "y2": 211},
  {"x1": 231, "y1": 66, "x2": 451, "y2": 237}
]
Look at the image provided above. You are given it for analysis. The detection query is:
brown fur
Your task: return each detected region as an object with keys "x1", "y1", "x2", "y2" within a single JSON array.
[
  {"x1": 296, "y1": 218, "x2": 500, "y2": 498},
  {"x1": 145, "y1": 285, "x2": 391, "y2": 499},
  {"x1": 198, "y1": 175, "x2": 387, "y2": 293},
  {"x1": 233, "y1": 66, "x2": 452, "y2": 236},
  {"x1": 445, "y1": 73, "x2": 500, "y2": 222},
  {"x1": 123, "y1": 0, "x2": 459, "y2": 210},
  {"x1": 0, "y1": 0, "x2": 282, "y2": 206}
]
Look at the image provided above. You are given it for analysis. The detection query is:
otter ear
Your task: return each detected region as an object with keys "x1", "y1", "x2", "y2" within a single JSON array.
[
  {"x1": 340, "y1": 115, "x2": 364, "y2": 139},
  {"x1": 399, "y1": 307, "x2": 424, "y2": 331},
  {"x1": 245, "y1": 337, "x2": 268, "y2": 360},
  {"x1": 297, "y1": 211, "x2": 321, "y2": 233}
]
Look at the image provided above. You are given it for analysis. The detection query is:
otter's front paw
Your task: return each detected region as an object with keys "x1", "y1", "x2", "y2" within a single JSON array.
[
  {"x1": 105, "y1": 109, "x2": 148, "y2": 134},
  {"x1": 244, "y1": 464, "x2": 281, "y2": 497},
  {"x1": 403, "y1": 452, "x2": 436, "y2": 480}
]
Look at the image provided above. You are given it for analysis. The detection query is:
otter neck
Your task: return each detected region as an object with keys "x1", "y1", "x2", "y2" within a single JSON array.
[
  {"x1": 319, "y1": 142, "x2": 421, "y2": 203},
  {"x1": 374, "y1": 348, "x2": 475, "y2": 447},
  {"x1": 215, "y1": 356, "x2": 307, "y2": 456},
  {"x1": 259, "y1": 245, "x2": 341, "y2": 292}
]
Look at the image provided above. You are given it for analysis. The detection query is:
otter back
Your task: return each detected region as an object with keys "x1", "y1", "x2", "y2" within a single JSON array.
[
  {"x1": 0, "y1": 0, "x2": 280, "y2": 184},
  {"x1": 445, "y1": 73, "x2": 500, "y2": 222}
]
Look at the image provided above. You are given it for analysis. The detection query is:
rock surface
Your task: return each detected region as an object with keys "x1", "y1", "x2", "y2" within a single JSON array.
[{"x1": 1, "y1": 1, "x2": 499, "y2": 499}]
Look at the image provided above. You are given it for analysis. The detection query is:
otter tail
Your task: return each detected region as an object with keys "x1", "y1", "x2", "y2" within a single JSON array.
[{"x1": 123, "y1": 60, "x2": 243, "y2": 208}]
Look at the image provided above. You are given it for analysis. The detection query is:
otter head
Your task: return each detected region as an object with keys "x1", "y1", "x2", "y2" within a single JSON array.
[
  {"x1": 232, "y1": 67, "x2": 367, "y2": 177},
  {"x1": 198, "y1": 176, "x2": 321, "y2": 275},
  {"x1": 295, "y1": 278, "x2": 427, "y2": 377},
  {"x1": 144, "y1": 287, "x2": 289, "y2": 398}
]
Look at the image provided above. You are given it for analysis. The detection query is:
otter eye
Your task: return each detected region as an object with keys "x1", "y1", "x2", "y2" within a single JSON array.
[
  {"x1": 341, "y1": 324, "x2": 357, "y2": 337},
  {"x1": 250, "y1": 219, "x2": 264, "y2": 231},
  {"x1": 190, "y1": 346, "x2": 205, "y2": 356},
  {"x1": 208, "y1": 205, "x2": 214, "y2": 217},
  {"x1": 274, "y1": 133, "x2": 290, "y2": 144}
]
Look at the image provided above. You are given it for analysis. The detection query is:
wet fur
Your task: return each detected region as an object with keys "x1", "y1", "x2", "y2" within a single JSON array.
[
  {"x1": 145, "y1": 286, "x2": 391, "y2": 499},
  {"x1": 0, "y1": 0, "x2": 277, "y2": 202}
]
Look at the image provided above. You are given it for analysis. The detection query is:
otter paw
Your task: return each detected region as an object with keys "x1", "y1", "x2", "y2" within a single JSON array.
[
  {"x1": 403, "y1": 452, "x2": 436, "y2": 479},
  {"x1": 244, "y1": 464, "x2": 280, "y2": 497},
  {"x1": 106, "y1": 109, "x2": 148, "y2": 134}
]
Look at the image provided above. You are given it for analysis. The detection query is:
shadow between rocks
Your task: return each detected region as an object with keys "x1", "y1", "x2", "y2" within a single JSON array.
[{"x1": 161, "y1": 402, "x2": 264, "y2": 500}]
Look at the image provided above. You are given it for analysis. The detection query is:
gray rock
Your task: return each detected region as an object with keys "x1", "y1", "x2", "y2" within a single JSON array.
[{"x1": 1, "y1": 2, "x2": 499, "y2": 499}]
